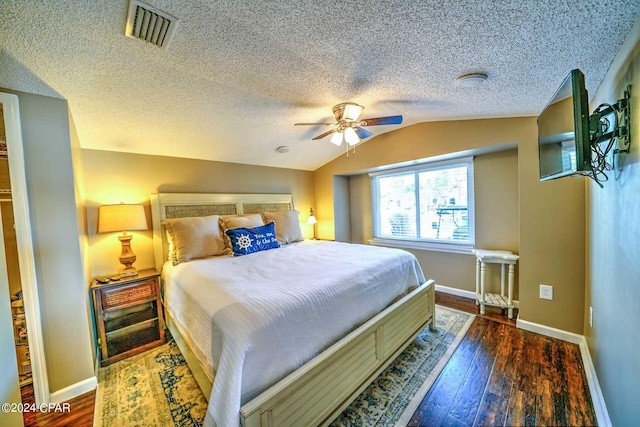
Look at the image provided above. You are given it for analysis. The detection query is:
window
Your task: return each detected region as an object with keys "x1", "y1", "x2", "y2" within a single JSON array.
[{"x1": 370, "y1": 157, "x2": 475, "y2": 253}]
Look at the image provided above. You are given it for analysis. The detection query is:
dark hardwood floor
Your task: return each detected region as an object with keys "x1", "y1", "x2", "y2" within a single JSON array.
[
  {"x1": 21, "y1": 292, "x2": 596, "y2": 426},
  {"x1": 21, "y1": 383, "x2": 94, "y2": 427},
  {"x1": 409, "y1": 293, "x2": 597, "y2": 427}
]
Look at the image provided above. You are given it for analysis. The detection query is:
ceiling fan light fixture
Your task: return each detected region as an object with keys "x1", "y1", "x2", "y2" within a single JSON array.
[
  {"x1": 342, "y1": 103, "x2": 364, "y2": 121},
  {"x1": 299, "y1": 103, "x2": 402, "y2": 151},
  {"x1": 330, "y1": 131, "x2": 344, "y2": 146},
  {"x1": 344, "y1": 127, "x2": 360, "y2": 146},
  {"x1": 456, "y1": 73, "x2": 488, "y2": 88}
]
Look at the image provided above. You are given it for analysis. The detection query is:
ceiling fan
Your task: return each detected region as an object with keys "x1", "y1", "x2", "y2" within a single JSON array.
[{"x1": 295, "y1": 102, "x2": 402, "y2": 147}]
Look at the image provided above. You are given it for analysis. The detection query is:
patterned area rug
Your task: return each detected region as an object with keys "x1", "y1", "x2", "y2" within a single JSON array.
[
  {"x1": 94, "y1": 340, "x2": 207, "y2": 427},
  {"x1": 94, "y1": 306, "x2": 474, "y2": 427}
]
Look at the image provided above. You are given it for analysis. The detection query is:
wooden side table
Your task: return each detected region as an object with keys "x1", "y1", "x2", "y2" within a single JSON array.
[
  {"x1": 91, "y1": 268, "x2": 166, "y2": 366},
  {"x1": 473, "y1": 249, "x2": 519, "y2": 319}
]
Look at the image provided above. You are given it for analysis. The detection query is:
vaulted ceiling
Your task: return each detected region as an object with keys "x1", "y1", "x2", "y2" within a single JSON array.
[{"x1": 1, "y1": 1, "x2": 638, "y2": 170}]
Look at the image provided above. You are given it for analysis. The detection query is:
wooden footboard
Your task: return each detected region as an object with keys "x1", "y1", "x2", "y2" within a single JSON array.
[{"x1": 240, "y1": 279, "x2": 435, "y2": 427}]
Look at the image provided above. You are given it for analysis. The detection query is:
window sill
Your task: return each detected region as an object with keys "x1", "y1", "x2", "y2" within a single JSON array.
[{"x1": 368, "y1": 238, "x2": 475, "y2": 255}]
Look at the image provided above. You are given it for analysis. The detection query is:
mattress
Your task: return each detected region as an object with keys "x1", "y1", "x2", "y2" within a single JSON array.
[{"x1": 162, "y1": 240, "x2": 426, "y2": 427}]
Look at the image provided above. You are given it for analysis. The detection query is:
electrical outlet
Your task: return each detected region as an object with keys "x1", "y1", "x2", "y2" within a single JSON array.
[
  {"x1": 540, "y1": 284, "x2": 553, "y2": 300},
  {"x1": 590, "y1": 306, "x2": 593, "y2": 327}
]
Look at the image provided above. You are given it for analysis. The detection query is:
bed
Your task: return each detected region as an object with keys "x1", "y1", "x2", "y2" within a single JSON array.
[{"x1": 150, "y1": 193, "x2": 436, "y2": 427}]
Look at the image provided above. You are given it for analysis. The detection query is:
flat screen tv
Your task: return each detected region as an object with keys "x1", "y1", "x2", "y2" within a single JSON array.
[{"x1": 537, "y1": 69, "x2": 592, "y2": 181}]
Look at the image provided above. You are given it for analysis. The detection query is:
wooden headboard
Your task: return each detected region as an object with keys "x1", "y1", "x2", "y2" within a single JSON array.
[{"x1": 150, "y1": 193, "x2": 294, "y2": 271}]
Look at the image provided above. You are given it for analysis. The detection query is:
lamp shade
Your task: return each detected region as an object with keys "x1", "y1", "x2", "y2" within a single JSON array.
[
  {"x1": 330, "y1": 131, "x2": 343, "y2": 146},
  {"x1": 98, "y1": 204, "x2": 148, "y2": 233},
  {"x1": 344, "y1": 127, "x2": 360, "y2": 146},
  {"x1": 342, "y1": 103, "x2": 364, "y2": 121},
  {"x1": 307, "y1": 207, "x2": 317, "y2": 224}
]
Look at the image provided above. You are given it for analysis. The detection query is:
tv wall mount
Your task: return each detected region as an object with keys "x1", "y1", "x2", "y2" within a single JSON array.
[{"x1": 587, "y1": 85, "x2": 631, "y2": 186}]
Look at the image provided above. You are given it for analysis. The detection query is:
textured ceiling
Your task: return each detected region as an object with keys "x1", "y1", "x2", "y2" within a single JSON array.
[{"x1": 0, "y1": 1, "x2": 639, "y2": 171}]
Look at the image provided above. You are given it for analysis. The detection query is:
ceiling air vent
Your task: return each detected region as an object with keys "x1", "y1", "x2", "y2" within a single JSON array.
[{"x1": 124, "y1": 0, "x2": 178, "y2": 49}]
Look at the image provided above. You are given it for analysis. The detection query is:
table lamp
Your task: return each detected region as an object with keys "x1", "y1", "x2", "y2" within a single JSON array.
[
  {"x1": 98, "y1": 203, "x2": 148, "y2": 277},
  {"x1": 307, "y1": 207, "x2": 318, "y2": 240}
]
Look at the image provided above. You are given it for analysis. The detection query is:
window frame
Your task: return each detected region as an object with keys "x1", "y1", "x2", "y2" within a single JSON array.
[{"x1": 369, "y1": 156, "x2": 476, "y2": 254}]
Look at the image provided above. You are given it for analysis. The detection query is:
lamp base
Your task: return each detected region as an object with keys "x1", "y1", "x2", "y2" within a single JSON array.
[
  {"x1": 119, "y1": 268, "x2": 139, "y2": 278},
  {"x1": 118, "y1": 233, "x2": 138, "y2": 278}
]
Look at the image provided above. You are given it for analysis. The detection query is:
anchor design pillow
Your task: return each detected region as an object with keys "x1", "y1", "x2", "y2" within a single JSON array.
[{"x1": 225, "y1": 222, "x2": 280, "y2": 256}]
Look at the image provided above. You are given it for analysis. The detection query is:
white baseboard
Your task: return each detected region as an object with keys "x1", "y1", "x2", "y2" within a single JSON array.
[
  {"x1": 515, "y1": 317, "x2": 583, "y2": 344},
  {"x1": 435, "y1": 284, "x2": 476, "y2": 299},
  {"x1": 578, "y1": 338, "x2": 612, "y2": 427},
  {"x1": 49, "y1": 376, "x2": 97, "y2": 404},
  {"x1": 515, "y1": 317, "x2": 611, "y2": 426},
  {"x1": 435, "y1": 284, "x2": 519, "y2": 308}
]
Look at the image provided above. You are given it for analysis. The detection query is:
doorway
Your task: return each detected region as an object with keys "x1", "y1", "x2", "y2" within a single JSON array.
[
  {"x1": 0, "y1": 117, "x2": 32, "y2": 388},
  {"x1": 0, "y1": 93, "x2": 49, "y2": 406}
]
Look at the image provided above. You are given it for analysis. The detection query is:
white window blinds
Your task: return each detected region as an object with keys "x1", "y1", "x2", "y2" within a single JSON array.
[{"x1": 371, "y1": 157, "x2": 475, "y2": 247}]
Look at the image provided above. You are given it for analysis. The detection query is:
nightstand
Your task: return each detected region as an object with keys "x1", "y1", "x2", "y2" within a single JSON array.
[{"x1": 91, "y1": 268, "x2": 166, "y2": 366}]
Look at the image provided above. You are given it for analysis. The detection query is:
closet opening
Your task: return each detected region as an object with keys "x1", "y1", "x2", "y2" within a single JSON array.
[
  {"x1": 0, "y1": 103, "x2": 33, "y2": 393},
  {"x1": 0, "y1": 93, "x2": 49, "y2": 410}
]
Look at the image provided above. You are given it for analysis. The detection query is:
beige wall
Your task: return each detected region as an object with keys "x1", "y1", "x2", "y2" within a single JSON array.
[
  {"x1": 3, "y1": 90, "x2": 95, "y2": 394},
  {"x1": 348, "y1": 174, "x2": 372, "y2": 244},
  {"x1": 474, "y1": 150, "x2": 519, "y2": 252},
  {"x1": 314, "y1": 117, "x2": 586, "y2": 333},
  {"x1": 82, "y1": 150, "x2": 316, "y2": 276},
  {"x1": 586, "y1": 17, "x2": 640, "y2": 425},
  {"x1": 68, "y1": 110, "x2": 95, "y2": 362}
]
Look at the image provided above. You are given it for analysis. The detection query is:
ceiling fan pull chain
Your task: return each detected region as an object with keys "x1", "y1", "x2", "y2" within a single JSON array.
[{"x1": 346, "y1": 143, "x2": 349, "y2": 158}]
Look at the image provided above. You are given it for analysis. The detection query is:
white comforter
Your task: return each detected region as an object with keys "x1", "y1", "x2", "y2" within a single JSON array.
[{"x1": 162, "y1": 240, "x2": 426, "y2": 427}]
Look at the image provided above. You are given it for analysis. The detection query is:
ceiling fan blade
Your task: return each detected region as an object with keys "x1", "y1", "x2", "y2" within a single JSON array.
[
  {"x1": 354, "y1": 127, "x2": 373, "y2": 139},
  {"x1": 294, "y1": 122, "x2": 334, "y2": 126},
  {"x1": 359, "y1": 115, "x2": 403, "y2": 126},
  {"x1": 311, "y1": 129, "x2": 336, "y2": 140}
]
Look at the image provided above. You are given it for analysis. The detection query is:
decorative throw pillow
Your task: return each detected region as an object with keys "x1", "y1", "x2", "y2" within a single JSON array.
[
  {"x1": 162, "y1": 215, "x2": 227, "y2": 264},
  {"x1": 225, "y1": 222, "x2": 280, "y2": 256},
  {"x1": 219, "y1": 214, "x2": 264, "y2": 250},
  {"x1": 261, "y1": 210, "x2": 304, "y2": 245}
]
